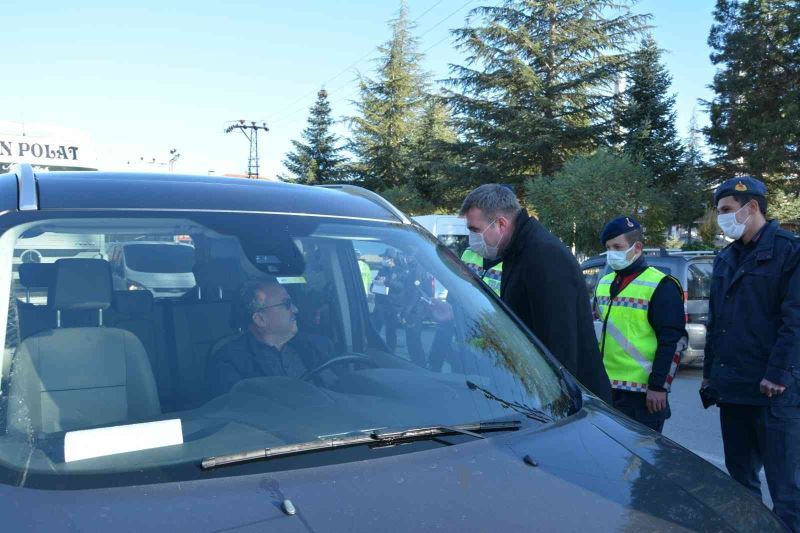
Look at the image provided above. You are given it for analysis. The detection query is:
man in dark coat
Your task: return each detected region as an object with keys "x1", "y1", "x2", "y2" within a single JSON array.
[
  {"x1": 703, "y1": 176, "x2": 800, "y2": 531},
  {"x1": 207, "y1": 280, "x2": 333, "y2": 399},
  {"x1": 460, "y1": 184, "x2": 611, "y2": 402}
]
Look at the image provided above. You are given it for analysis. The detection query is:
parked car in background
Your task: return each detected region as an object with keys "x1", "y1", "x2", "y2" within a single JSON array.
[
  {"x1": 106, "y1": 241, "x2": 196, "y2": 298},
  {"x1": 581, "y1": 249, "x2": 715, "y2": 367}
]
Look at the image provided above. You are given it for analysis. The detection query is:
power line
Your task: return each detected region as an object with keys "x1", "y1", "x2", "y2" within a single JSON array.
[
  {"x1": 418, "y1": 0, "x2": 476, "y2": 39},
  {"x1": 269, "y1": 1, "x2": 447, "y2": 123},
  {"x1": 269, "y1": 0, "x2": 478, "y2": 130}
]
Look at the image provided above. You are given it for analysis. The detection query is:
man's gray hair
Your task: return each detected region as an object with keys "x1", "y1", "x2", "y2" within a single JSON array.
[
  {"x1": 459, "y1": 184, "x2": 521, "y2": 221},
  {"x1": 236, "y1": 279, "x2": 281, "y2": 326}
]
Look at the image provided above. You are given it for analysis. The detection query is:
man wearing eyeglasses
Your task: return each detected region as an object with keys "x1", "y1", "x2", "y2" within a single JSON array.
[{"x1": 206, "y1": 279, "x2": 334, "y2": 398}]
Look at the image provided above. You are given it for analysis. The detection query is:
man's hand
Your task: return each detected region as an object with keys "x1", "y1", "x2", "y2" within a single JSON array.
[
  {"x1": 646, "y1": 389, "x2": 667, "y2": 413},
  {"x1": 760, "y1": 378, "x2": 786, "y2": 398}
]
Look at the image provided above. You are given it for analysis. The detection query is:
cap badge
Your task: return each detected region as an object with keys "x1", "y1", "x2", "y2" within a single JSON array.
[
  {"x1": 626, "y1": 218, "x2": 634, "y2": 227},
  {"x1": 735, "y1": 181, "x2": 748, "y2": 191}
]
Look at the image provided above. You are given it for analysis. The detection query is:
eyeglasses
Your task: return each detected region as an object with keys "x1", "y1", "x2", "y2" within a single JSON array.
[{"x1": 254, "y1": 298, "x2": 294, "y2": 312}]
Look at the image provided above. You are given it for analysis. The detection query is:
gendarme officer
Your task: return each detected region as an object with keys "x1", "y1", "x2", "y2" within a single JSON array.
[
  {"x1": 596, "y1": 217, "x2": 687, "y2": 433},
  {"x1": 704, "y1": 176, "x2": 800, "y2": 531}
]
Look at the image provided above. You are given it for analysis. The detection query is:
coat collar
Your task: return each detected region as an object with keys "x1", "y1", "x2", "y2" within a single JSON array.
[
  {"x1": 500, "y1": 209, "x2": 534, "y2": 262},
  {"x1": 720, "y1": 219, "x2": 778, "y2": 267}
]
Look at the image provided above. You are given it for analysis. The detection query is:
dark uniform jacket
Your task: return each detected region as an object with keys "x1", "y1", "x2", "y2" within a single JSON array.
[
  {"x1": 500, "y1": 210, "x2": 612, "y2": 402},
  {"x1": 704, "y1": 220, "x2": 800, "y2": 406}
]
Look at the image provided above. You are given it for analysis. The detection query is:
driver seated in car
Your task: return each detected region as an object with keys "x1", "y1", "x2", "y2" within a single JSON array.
[{"x1": 206, "y1": 280, "x2": 334, "y2": 398}]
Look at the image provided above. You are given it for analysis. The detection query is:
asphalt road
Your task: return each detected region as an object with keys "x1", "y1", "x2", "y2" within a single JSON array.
[{"x1": 664, "y1": 367, "x2": 772, "y2": 507}]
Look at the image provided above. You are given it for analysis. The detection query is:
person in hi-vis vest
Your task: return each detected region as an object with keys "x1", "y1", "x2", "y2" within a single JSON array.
[
  {"x1": 460, "y1": 249, "x2": 502, "y2": 296},
  {"x1": 596, "y1": 216, "x2": 687, "y2": 433}
]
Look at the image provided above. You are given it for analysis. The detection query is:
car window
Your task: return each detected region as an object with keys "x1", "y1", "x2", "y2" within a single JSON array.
[
  {"x1": 436, "y1": 234, "x2": 468, "y2": 257},
  {"x1": 582, "y1": 265, "x2": 602, "y2": 295},
  {"x1": 0, "y1": 213, "x2": 572, "y2": 490},
  {"x1": 123, "y1": 244, "x2": 195, "y2": 273},
  {"x1": 687, "y1": 261, "x2": 713, "y2": 300}
]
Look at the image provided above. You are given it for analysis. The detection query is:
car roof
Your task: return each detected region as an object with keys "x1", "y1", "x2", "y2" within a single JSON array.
[{"x1": 0, "y1": 168, "x2": 401, "y2": 223}]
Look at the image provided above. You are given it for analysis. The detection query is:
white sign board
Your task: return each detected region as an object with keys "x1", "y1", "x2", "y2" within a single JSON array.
[
  {"x1": 0, "y1": 133, "x2": 97, "y2": 170},
  {"x1": 64, "y1": 419, "x2": 183, "y2": 462}
]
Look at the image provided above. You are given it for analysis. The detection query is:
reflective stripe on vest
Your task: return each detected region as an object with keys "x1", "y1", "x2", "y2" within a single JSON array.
[
  {"x1": 595, "y1": 267, "x2": 666, "y2": 390},
  {"x1": 461, "y1": 249, "x2": 502, "y2": 296}
]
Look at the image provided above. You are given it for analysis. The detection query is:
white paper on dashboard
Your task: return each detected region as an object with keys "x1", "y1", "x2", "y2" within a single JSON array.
[{"x1": 64, "y1": 419, "x2": 183, "y2": 462}]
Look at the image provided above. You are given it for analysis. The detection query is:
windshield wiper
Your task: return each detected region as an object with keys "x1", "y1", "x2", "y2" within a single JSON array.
[
  {"x1": 200, "y1": 420, "x2": 521, "y2": 470},
  {"x1": 466, "y1": 380, "x2": 555, "y2": 424}
]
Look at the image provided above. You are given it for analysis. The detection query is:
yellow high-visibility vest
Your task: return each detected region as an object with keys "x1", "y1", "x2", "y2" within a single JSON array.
[
  {"x1": 461, "y1": 249, "x2": 502, "y2": 296},
  {"x1": 596, "y1": 267, "x2": 666, "y2": 392}
]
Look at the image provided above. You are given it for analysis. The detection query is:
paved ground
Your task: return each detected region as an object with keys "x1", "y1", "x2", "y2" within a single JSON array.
[{"x1": 664, "y1": 367, "x2": 772, "y2": 507}]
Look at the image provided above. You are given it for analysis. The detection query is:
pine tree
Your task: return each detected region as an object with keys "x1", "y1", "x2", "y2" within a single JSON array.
[
  {"x1": 614, "y1": 36, "x2": 685, "y2": 187},
  {"x1": 446, "y1": 0, "x2": 649, "y2": 189},
  {"x1": 349, "y1": 2, "x2": 427, "y2": 192},
  {"x1": 408, "y1": 96, "x2": 462, "y2": 210},
  {"x1": 705, "y1": 0, "x2": 800, "y2": 182},
  {"x1": 671, "y1": 112, "x2": 710, "y2": 236},
  {"x1": 282, "y1": 89, "x2": 346, "y2": 184},
  {"x1": 527, "y1": 149, "x2": 669, "y2": 255}
]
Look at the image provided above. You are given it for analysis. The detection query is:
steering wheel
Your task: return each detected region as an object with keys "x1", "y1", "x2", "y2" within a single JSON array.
[{"x1": 301, "y1": 353, "x2": 379, "y2": 383}]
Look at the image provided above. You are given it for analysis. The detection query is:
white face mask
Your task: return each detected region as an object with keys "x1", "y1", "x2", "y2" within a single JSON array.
[
  {"x1": 468, "y1": 219, "x2": 500, "y2": 260},
  {"x1": 717, "y1": 204, "x2": 751, "y2": 240},
  {"x1": 606, "y1": 243, "x2": 638, "y2": 271}
]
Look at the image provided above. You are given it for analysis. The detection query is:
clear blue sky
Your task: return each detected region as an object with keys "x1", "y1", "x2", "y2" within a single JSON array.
[{"x1": 2, "y1": 0, "x2": 716, "y2": 177}]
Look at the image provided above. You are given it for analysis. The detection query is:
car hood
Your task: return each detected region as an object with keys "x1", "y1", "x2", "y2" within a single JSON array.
[{"x1": 2, "y1": 399, "x2": 782, "y2": 532}]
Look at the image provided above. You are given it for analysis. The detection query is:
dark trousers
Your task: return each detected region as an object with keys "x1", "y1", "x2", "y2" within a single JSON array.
[
  {"x1": 612, "y1": 389, "x2": 670, "y2": 433},
  {"x1": 372, "y1": 303, "x2": 398, "y2": 352},
  {"x1": 720, "y1": 403, "x2": 800, "y2": 532}
]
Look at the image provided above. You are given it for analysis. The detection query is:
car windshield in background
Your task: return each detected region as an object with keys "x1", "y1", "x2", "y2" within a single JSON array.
[
  {"x1": 688, "y1": 261, "x2": 713, "y2": 300},
  {"x1": 437, "y1": 234, "x2": 469, "y2": 257},
  {"x1": 123, "y1": 243, "x2": 195, "y2": 273},
  {"x1": 0, "y1": 212, "x2": 572, "y2": 490}
]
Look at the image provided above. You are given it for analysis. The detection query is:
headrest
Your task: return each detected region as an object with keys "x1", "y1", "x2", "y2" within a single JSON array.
[
  {"x1": 18, "y1": 263, "x2": 56, "y2": 288},
  {"x1": 193, "y1": 258, "x2": 247, "y2": 296},
  {"x1": 51, "y1": 259, "x2": 113, "y2": 311},
  {"x1": 112, "y1": 290, "x2": 154, "y2": 314}
]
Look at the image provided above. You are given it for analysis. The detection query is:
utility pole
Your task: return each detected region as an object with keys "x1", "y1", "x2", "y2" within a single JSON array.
[
  {"x1": 224, "y1": 120, "x2": 269, "y2": 179},
  {"x1": 168, "y1": 148, "x2": 180, "y2": 173}
]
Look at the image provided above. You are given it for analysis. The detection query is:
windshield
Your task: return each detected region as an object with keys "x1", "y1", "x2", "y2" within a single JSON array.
[
  {"x1": 0, "y1": 212, "x2": 572, "y2": 489},
  {"x1": 687, "y1": 261, "x2": 713, "y2": 300},
  {"x1": 122, "y1": 243, "x2": 195, "y2": 273},
  {"x1": 436, "y1": 234, "x2": 469, "y2": 257}
]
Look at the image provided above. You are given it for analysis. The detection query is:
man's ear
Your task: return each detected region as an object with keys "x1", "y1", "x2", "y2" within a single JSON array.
[{"x1": 251, "y1": 312, "x2": 264, "y2": 328}]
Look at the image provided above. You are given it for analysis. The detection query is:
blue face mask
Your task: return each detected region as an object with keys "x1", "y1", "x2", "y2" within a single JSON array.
[{"x1": 606, "y1": 243, "x2": 637, "y2": 271}]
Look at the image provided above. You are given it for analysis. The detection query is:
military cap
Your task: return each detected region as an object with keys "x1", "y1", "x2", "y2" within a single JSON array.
[
  {"x1": 600, "y1": 216, "x2": 642, "y2": 246},
  {"x1": 714, "y1": 176, "x2": 767, "y2": 204}
]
